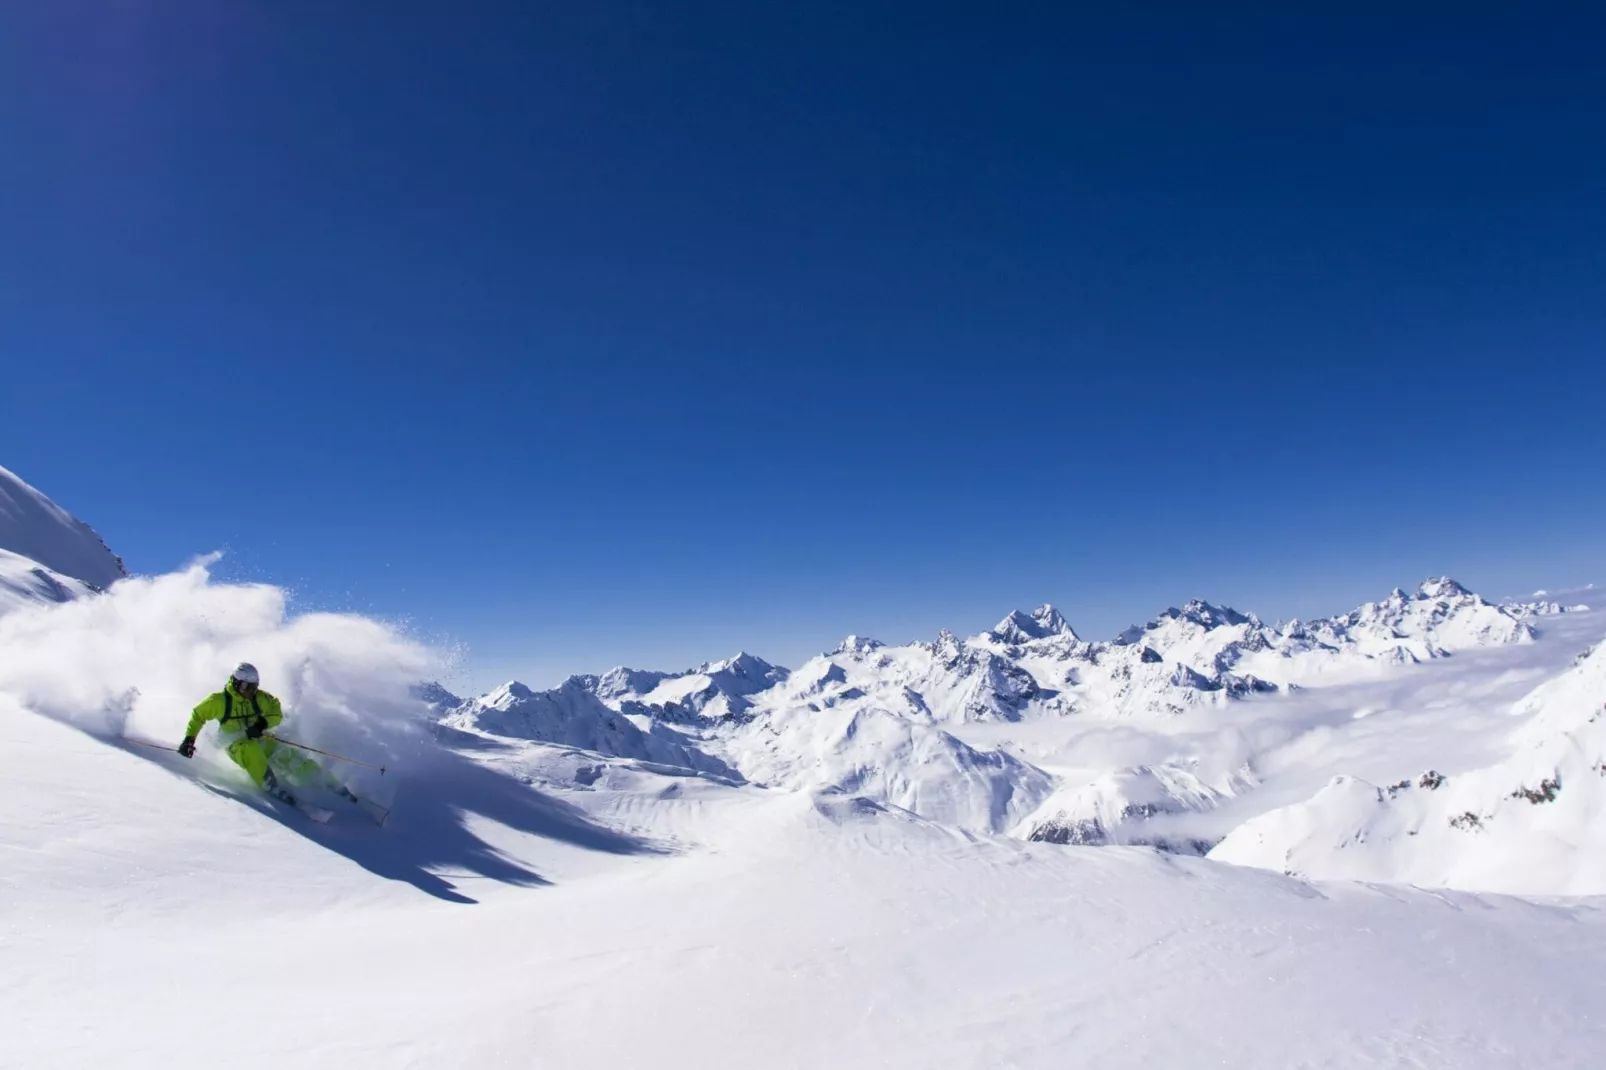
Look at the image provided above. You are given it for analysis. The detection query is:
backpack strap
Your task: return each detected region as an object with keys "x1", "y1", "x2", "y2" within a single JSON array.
[{"x1": 219, "y1": 690, "x2": 263, "y2": 727}]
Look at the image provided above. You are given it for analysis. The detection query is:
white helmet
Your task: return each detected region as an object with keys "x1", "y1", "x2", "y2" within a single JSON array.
[{"x1": 231, "y1": 662, "x2": 261, "y2": 685}]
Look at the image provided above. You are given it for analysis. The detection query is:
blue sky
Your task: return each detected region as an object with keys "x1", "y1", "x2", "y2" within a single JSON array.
[{"x1": 3, "y1": 5, "x2": 1603, "y2": 691}]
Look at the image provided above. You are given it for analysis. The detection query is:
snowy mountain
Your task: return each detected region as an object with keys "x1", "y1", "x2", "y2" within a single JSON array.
[
  {"x1": 410, "y1": 680, "x2": 464, "y2": 711},
  {"x1": 476, "y1": 579, "x2": 1537, "y2": 746},
  {"x1": 1022, "y1": 761, "x2": 1257, "y2": 855},
  {"x1": 0, "y1": 546, "x2": 99, "y2": 617},
  {"x1": 1211, "y1": 637, "x2": 1606, "y2": 894},
  {"x1": 722, "y1": 698, "x2": 1055, "y2": 832},
  {"x1": 443, "y1": 678, "x2": 739, "y2": 779},
  {"x1": 990, "y1": 602, "x2": 1079, "y2": 644},
  {"x1": 1112, "y1": 578, "x2": 1537, "y2": 684},
  {"x1": 3, "y1": 476, "x2": 1605, "y2": 1067},
  {"x1": 435, "y1": 577, "x2": 1549, "y2": 838},
  {"x1": 1506, "y1": 597, "x2": 1591, "y2": 618},
  {"x1": 0, "y1": 464, "x2": 126, "y2": 591},
  {"x1": 1304, "y1": 577, "x2": 1536, "y2": 661},
  {"x1": 588, "y1": 651, "x2": 788, "y2": 721}
]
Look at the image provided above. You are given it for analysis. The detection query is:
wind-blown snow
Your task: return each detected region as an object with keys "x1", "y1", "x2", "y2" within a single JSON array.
[{"x1": 0, "y1": 559, "x2": 441, "y2": 774}]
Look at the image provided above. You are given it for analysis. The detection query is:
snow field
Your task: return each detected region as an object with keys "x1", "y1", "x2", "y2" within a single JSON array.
[
  {"x1": 9, "y1": 701, "x2": 1606, "y2": 1069},
  {"x1": 6, "y1": 469, "x2": 1606, "y2": 1065}
]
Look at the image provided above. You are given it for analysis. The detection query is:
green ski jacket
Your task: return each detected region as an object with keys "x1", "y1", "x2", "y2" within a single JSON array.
[{"x1": 186, "y1": 680, "x2": 285, "y2": 739}]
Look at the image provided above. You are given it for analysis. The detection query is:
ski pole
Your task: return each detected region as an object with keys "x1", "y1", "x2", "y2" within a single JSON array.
[{"x1": 265, "y1": 734, "x2": 387, "y2": 775}]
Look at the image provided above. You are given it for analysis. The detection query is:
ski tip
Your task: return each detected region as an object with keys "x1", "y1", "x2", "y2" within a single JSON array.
[{"x1": 277, "y1": 795, "x2": 334, "y2": 823}]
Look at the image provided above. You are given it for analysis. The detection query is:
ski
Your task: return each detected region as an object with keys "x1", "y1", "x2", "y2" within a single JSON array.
[
  {"x1": 285, "y1": 796, "x2": 335, "y2": 824},
  {"x1": 123, "y1": 735, "x2": 383, "y2": 825},
  {"x1": 268, "y1": 787, "x2": 333, "y2": 823},
  {"x1": 356, "y1": 797, "x2": 390, "y2": 826},
  {"x1": 335, "y1": 785, "x2": 390, "y2": 826}
]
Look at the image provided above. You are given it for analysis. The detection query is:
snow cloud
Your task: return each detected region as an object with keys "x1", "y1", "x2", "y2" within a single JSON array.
[{"x1": 0, "y1": 558, "x2": 444, "y2": 761}]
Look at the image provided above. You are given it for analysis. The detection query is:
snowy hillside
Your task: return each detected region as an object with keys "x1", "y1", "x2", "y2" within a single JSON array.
[
  {"x1": 1212, "y1": 635, "x2": 1606, "y2": 894},
  {"x1": 6, "y1": 464, "x2": 1606, "y2": 1066},
  {"x1": 0, "y1": 546, "x2": 98, "y2": 617},
  {"x1": 721, "y1": 696, "x2": 1055, "y2": 832},
  {"x1": 0, "y1": 464, "x2": 126, "y2": 591},
  {"x1": 6, "y1": 562, "x2": 1606, "y2": 1068},
  {"x1": 1022, "y1": 761, "x2": 1257, "y2": 854}
]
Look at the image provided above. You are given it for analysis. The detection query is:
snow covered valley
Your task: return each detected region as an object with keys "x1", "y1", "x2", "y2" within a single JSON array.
[{"x1": 5, "y1": 463, "x2": 1606, "y2": 1068}]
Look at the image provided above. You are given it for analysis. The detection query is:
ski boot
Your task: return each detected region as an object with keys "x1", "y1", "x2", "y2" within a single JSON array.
[{"x1": 263, "y1": 768, "x2": 298, "y2": 807}]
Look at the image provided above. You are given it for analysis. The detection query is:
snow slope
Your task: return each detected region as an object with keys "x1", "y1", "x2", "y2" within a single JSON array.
[
  {"x1": 1212, "y1": 631, "x2": 1606, "y2": 894},
  {"x1": 0, "y1": 546, "x2": 97, "y2": 617},
  {"x1": 0, "y1": 463, "x2": 126, "y2": 590},
  {"x1": 721, "y1": 696, "x2": 1055, "y2": 832},
  {"x1": 5, "y1": 468, "x2": 1606, "y2": 1066},
  {"x1": 9, "y1": 686, "x2": 1606, "y2": 1069},
  {"x1": 1021, "y1": 760, "x2": 1257, "y2": 853}
]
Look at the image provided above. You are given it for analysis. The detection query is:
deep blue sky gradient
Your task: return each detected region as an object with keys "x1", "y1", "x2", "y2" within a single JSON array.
[{"x1": 3, "y1": 4, "x2": 1603, "y2": 689}]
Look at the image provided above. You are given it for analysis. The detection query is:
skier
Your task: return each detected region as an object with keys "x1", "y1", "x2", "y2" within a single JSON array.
[{"x1": 177, "y1": 662, "x2": 358, "y2": 809}]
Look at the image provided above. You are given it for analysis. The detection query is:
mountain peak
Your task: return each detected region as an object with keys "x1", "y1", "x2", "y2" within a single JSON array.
[
  {"x1": 1416, "y1": 577, "x2": 1472, "y2": 600},
  {"x1": 696, "y1": 652, "x2": 789, "y2": 692},
  {"x1": 836, "y1": 634, "x2": 885, "y2": 655},
  {"x1": 1159, "y1": 600, "x2": 1256, "y2": 631},
  {"x1": 485, "y1": 680, "x2": 536, "y2": 706},
  {"x1": 411, "y1": 681, "x2": 463, "y2": 709},
  {"x1": 701, "y1": 651, "x2": 776, "y2": 675},
  {"x1": 1032, "y1": 603, "x2": 1075, "y2": 636},
  {"x1": 992, "y1": 603, "x2": 1078, "y2": 643}
]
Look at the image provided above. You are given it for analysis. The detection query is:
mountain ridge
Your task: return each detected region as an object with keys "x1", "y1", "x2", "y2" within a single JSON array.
[
  {"x1": 0, "y1": 464, "x2": 127, "y2": 591},
  {"x1": 443, "y1": 576, "x2": 1550, "y2": 835}
]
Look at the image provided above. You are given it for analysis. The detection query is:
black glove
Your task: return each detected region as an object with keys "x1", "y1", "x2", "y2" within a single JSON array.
[
  {"x1": 245, "y1": 717, "x2": 267, "y2": 740},
  {"x1": 178, "y1": 736, "x2": 197, "y2": 758}
]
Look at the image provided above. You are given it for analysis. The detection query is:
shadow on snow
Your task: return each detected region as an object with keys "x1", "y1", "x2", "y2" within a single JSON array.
[{"x1": 111, "y1": 730, "x2": 663, "y2": 905}]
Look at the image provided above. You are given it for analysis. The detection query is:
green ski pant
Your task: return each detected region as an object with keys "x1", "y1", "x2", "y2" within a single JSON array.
[{"x1": 226, "y1": 736, "x2": 321, "y2": 789}]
